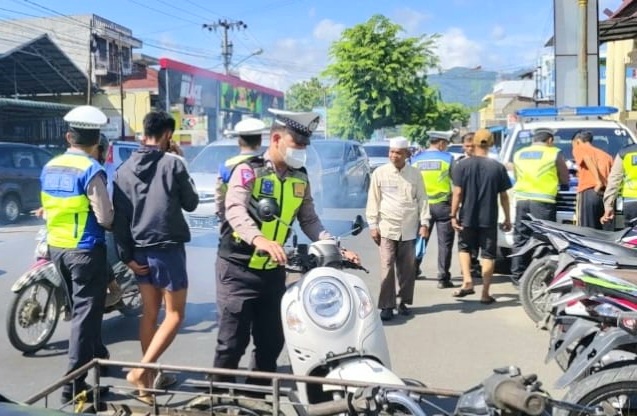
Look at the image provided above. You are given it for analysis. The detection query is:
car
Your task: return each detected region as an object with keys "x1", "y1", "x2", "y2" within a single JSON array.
[
  {"x1": 312, "y1": 139, "x2": 371, "y2": 207},
  {"x1": 497, "y1": 106, "x2": 637, "y2": 256},
  {"x1": 181, "y1": 145, "x2": 206, "y2": 163},
  {"x1": 447, "y1": 143, "x2": 499, "y2": 161},
  {"x1": 0, "y1": 142, "x2": 53, "y2": 224},
  {"x1": 186, "y1": 138, "x2": 326, "y2": 229},
  {"x1": 362, "y1": 141, "x2": 390, "y2": 172},
  {"x1": 103, "y1": 140, "x2": 139, "y2": 194}
]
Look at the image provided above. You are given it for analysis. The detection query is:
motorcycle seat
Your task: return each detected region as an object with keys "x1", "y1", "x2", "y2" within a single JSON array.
[
  {"x1": 565, "y1": 234, "x2": 637, "y2": 258},
  {"x1": 534, "y1": 218, "x2": 627, "y2": 242}
]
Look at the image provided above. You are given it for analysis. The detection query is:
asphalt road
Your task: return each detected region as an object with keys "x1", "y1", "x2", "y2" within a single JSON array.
[{"x1": 0, "y1": 209, "x2": 562, "y2": 408}]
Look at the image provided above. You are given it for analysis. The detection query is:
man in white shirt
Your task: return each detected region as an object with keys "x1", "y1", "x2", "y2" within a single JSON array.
[{"x1": 366, "y1": 138, "x2": 430, "y2": 321}]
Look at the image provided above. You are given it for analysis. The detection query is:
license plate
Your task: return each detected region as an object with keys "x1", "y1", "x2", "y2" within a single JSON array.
[{"x1": 189, "y1": 216, "x2": 217, "y2": 229}]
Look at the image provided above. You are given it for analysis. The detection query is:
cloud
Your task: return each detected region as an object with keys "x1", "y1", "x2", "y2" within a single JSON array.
[
  {"x1": 392, "y1": 7, "x2": 430, "y2": 35},
  {"x1": 491, "y1": 25, "x2": 506, "y2": 41},
  {"x1": 313, "y1": 19, "x2": 345, "y2": 42},
  {"x1": 435, "y1": 28, "x2": 483, "y2": 69}
]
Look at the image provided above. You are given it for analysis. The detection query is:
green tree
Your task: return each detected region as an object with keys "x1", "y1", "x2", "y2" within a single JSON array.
[
  {"x1": 323, "y1": 15, "x2": 439, "y2": 141},
  {"x1": 402, "y1": 102, "x2": 471, "y2": 145},
  {"x1": 285, "y1": 77, "x2": 328, "y2": 112}
]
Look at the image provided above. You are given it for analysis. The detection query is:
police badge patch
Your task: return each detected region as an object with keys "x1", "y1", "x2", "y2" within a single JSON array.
[
  {"x1": 260, "y1": 179, "x2": 274, "y2": 195},
  {"x1": 293, "y1": 182, "x2": 306, "y2": 198}
]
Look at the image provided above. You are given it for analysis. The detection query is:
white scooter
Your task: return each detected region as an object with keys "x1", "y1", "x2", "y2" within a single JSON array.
[{"x1": 255, "y1": 198, "x2": 415, "y2": 407}]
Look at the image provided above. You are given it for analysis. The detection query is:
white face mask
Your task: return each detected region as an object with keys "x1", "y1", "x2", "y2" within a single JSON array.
[{"x1": 282, "y1": 147, "x2": 307, "y2": 169}]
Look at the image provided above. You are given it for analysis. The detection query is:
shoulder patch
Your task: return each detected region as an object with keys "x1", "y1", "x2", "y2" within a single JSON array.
[{"x1": 240, "y1": 168, "x2": 255, "y2": 186}]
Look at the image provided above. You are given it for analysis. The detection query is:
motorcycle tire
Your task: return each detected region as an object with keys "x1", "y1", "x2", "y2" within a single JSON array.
[
  {"x1": 112, "y1": 264, "x2": 142, "y2": 317},
  {"x1": 556, "y1": 364, "x2": 637, "y2": 416},
  {"x1": 519, "y1": 257, "x2": 558, "y2": 324},
  {"x1": 6, "y1": 280, "x2": 60, "y2": 353}
]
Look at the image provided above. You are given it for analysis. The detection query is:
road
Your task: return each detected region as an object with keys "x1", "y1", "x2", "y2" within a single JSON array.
[{"x1": 0, "y1": 209, "x2": 562, "y2": 408}]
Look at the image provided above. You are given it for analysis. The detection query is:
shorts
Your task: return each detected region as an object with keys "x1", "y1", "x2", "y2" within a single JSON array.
[
  {"x1": 457, "y1": 227, "x2": 497, "y2": 260},
  {"x1": 133, "y1": 243, "x2": 188, "y2": 291}
]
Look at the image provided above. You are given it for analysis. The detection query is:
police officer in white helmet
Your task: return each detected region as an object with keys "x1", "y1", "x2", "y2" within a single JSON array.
[{"x1": 40, "y1": 105, "x2": 113, "y2": 403}]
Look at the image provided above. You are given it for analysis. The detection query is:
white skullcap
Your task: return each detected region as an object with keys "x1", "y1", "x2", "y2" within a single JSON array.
[
  {"x1": 389, "y1": 137, "x2": 409, "y2": 149},
  {"x1": 64, "y1": 105, "x2": 108, "y2": 130}
]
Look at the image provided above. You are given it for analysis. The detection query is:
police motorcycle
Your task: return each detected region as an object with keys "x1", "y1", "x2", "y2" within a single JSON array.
[
  {"x1": 6, "y1": 229, "x2": 141, "y2": 354},
  {"x1": 512, "y1": 215, "x2": 637, "y2": 324}
]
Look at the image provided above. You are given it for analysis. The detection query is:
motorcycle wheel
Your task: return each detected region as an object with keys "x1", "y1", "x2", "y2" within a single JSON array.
[
  {"x1": 556, "y1": 364, "x2": 637, "y2": 416},
  {"x1": 519, "y1": 257, "x2": 558, "y2": 324},
  {"x1": 6, "y1": 280, "x2": 60, "y2": 353}
]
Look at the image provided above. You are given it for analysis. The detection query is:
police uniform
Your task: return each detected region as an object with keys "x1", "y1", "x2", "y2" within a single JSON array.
[
  {"x1": 604, "y1": 144, "x2": 637, "y2": 222},
  {"x1": 511, "y1": 131, "x2": 566, "y2": 282},
  {"x1": 41, "y1": 106, "x2": 113, "y2": 401},
  {"x1": 411, "y1": 135, "x2": 455, "y2": 287},
  {"x1": 215, "y1": 118, "x2": 267, "y2": 222},
  {"x1": 213, "y1": 109, "x2": 331, "y2": 383}
]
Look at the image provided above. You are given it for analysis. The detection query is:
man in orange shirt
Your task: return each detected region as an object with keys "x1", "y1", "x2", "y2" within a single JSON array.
[{"x1": 572, "y1": 131, "x2": 613, "y2": 229}]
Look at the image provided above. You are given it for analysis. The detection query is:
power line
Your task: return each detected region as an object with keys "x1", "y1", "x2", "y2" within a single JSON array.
[
  {"x1": 203, "y1": 19, "x2": 248, "y2": 74},
  {"x1": 126, "y1": 0, "x2": 201, "y2": 25}
]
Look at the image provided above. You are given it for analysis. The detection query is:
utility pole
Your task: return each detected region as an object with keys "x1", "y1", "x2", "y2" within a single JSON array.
[
  {"x1": 579, "y1": 0, "x2": 589, "y2": 105},
  {"x1": 118, "y1": 43, "x2": 125, "y2": 140},
  {"x1": 87, "y1": 19, "x2": 95, "y2": 105},
  {"x1": 203, "y1": 19, "x2": 248, "y2": 74}
]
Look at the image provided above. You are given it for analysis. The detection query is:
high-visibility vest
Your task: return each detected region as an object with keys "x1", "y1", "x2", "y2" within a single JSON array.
[
  {"x1": 513, "y1": 144, "x2": 560, "y2": 204},
  {"x1": 40, "y1": 151, "x2": 106, "y2": 249},
  {"x1": 412, "y1": 150, "x2": 453, "y2": 204},
  {"x1": 218, "y1": 159, "x2": 307, "y2": 270}
]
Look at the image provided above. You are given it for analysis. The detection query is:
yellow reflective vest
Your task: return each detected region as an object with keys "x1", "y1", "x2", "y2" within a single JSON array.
[{"x1": 513, "y1": 144, "x2": 560, "y2": 204}]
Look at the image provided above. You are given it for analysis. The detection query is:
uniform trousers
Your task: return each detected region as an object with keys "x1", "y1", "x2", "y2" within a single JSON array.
[
  {"x1": 49, "y1": 245, "x2": 108, "y2": 393},
  {"x1": 415, "y1": 202, "x2": 455, "y2": 281},
  {"x1": 511, "y1": 200, "x2": 556, "y2": 281},
  {"x1": 378, "y1": 238, "x2": 416, "y2": 309},
  {"x1": 213, "y1": 257, "x2": 286, "y2": 385}
]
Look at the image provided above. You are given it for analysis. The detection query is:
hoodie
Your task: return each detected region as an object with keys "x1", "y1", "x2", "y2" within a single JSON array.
[{"x1": 112, "y1": 146, "x2": 199, "y2": 263}]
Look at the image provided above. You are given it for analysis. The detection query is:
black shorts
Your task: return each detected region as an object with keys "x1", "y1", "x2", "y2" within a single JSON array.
[{"x1": 457, "y1": 227, "x2": 497, "y2": 260}]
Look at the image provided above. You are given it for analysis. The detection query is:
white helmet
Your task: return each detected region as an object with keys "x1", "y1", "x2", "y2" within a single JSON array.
[{"x1": 64, "y1": 105, "x2": 108, "y2": 130}]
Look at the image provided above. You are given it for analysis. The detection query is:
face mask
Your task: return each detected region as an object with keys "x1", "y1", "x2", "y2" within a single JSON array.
[{"x1": 282, "y1": 146, "x2": 307, "y2": 169}]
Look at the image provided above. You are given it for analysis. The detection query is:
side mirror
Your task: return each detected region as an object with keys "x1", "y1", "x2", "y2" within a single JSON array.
[
  {"x1": 351, "y1": 215, "x2": 364, "y2": 236},
  {"x1": 256, "y1": 198, "x2": 281, "y2": 223}
]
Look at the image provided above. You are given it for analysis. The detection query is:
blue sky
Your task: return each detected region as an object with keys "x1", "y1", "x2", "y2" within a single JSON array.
[{"x1": 0, "y1": 0, "x2": 624, "y2": 91}]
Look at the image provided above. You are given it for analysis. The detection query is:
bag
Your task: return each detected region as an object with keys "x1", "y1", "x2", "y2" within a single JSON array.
[{"x1": 415, "y1": 235, "x2": 426, "y2": 261}]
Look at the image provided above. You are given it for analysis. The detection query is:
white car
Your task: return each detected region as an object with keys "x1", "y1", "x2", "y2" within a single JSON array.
[
  {"x1": 186, "y1": 138, "x2": 325, "y2": 229},
  {"x1": 362, "y1": 142, "x2": 389, "y2": 172},
  {"x1": 497, "y1": 106, "x2": 637, "y2": 255}
]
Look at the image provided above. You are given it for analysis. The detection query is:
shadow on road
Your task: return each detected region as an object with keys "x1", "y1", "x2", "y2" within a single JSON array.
[{"x1": 0, "y1": 270, "x2": 5, "y2": 277}]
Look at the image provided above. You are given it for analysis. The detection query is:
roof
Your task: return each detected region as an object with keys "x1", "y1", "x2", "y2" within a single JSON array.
[
  {"x1": 0, "y1": 34, "x2": 87, "y2": 96},
  {"x1": 599, "y1": 15, "x2": 637, "y2": 43}
]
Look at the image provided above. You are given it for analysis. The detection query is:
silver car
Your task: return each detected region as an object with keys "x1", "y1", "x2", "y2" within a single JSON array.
[{"x1": 187, "y1": 139, "x2": 325, "y2": 229}]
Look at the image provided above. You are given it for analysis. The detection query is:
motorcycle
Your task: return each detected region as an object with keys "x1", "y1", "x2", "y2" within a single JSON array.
[
  {"x1": 6, "y1": 228, "x2": 141, "y2": 354},
  {"x1": 544, "y1": 267, "x2": 637, "y2": 391},
  {"x1": 250, "y1": 197, "x2": 420, "y2": 408},
  {"x1": 514, "y1": 217, "x2": 637, "y2": 324}
]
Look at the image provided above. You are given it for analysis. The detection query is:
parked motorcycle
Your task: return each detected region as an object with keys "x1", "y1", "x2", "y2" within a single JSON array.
[
  {"x1": 6, "y1": 228, "x2": 141, "y2": 354},
  {"x1": 514, "y1": 217, "x2": 637, "y2": 324}
]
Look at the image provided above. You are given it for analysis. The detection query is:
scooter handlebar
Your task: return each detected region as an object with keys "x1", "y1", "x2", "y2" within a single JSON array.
[{"x1": 488, "y1": 379, "x2": 546, "y2": 416}]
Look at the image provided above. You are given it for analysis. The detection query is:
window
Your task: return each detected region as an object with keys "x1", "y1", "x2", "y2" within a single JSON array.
[
  {"x1": 0, "y1": 151, "x2": 12, "y2": 168},
  {"x1": 35, "y1": 150, "x2": 53, "y2": 167},
  {"x1": 11, "y1": 150, "x2": 36, "y2": 169}
]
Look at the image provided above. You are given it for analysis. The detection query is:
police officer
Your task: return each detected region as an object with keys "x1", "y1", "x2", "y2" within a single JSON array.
[
  {"x1": 411, "y1": 132, "x2": 456, "y2": 288},
  {"x1": 213, "y1": 109, "x2": 359, "y2": 384},
  {"x1": 41, "y1": 106, "x2": 113, "y2": 403},
  {"x1": 215, "y1": 118, "x2": 266, "y2": 222},
  {"x1": 511, "y1": 128, "x2": 569, "y2": 284},
  {"x1": 602, "y1": 142, "x2": 637, "y2": 226}
]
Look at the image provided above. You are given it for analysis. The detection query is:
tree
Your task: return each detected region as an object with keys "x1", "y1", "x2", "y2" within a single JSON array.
[
  {"x1": 323, "y1": 15, "x2": 439, "y2": 140},
  {"x1": 285, "y1": 77, "x2": 328, "y2": 112},
  {"x1": 402, "y1": 102, "x2": 472, "y2": 145}
]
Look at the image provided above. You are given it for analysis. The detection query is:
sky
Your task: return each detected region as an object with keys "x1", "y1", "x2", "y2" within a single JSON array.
[{"x1": 0, "y1": 0, "x2": 626, "y2": 92}]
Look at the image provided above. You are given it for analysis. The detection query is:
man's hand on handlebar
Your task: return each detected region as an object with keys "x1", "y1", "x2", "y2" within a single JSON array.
[
  {"x1": 341, "y1": 249, "x2": 361, "y2": 265},
  {"x1": 253, "y1": 236, "x2": 287, "y2": 264}
]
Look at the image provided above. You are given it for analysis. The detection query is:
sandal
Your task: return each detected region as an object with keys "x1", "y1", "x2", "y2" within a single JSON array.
[
  {"x1": 452, "y1": 288, "x2": 475, "y2": 298},
  {"x1": 480, "y1": 296, "x2": 496, "y2": 305}
]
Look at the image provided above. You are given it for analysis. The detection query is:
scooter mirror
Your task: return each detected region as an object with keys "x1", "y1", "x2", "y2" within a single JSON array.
[
  {"x1": 351, "y1": 215, "x2": 364, "y2": 236},
  {"x1": 256, "y1": 198, "x2": 281, "y2": 222}
]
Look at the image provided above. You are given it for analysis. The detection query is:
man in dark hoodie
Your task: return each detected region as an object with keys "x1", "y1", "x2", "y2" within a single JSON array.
[{"x1": 112, "y1": 111, "x2": 198, "y2": 400}]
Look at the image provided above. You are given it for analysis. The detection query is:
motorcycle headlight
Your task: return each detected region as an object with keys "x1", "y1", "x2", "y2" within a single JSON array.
[
  {"x1": 285, "y1": 300, "x2": 306, "y2": 334},
  {"x1": 303, "y1": 278, "x2": 351, "y2": 330},
  {"x1": 354, "y1": 286, "x2": 373, "y2": 319}
]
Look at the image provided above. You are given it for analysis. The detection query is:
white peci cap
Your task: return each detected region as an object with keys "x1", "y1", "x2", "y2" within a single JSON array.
[{"x1": 389, "y1": 137, "x2": 409, "y2": 149}]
